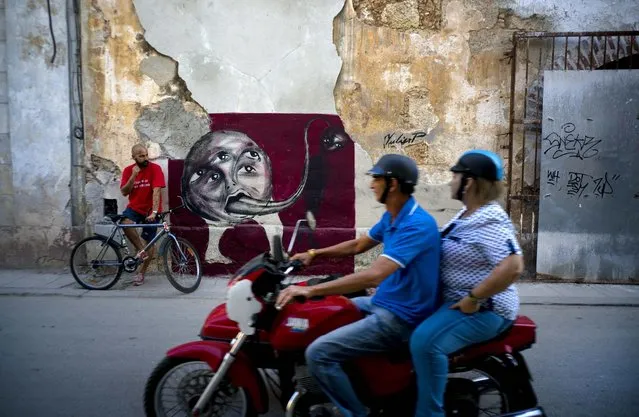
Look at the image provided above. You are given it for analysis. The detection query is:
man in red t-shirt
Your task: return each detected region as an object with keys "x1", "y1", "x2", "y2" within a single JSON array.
[{"x1": 120, "y1": 144, "x2": 166, "y2": 285}]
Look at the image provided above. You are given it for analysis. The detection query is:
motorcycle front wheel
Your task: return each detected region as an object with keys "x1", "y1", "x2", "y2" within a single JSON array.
[{"x1": 144, "y1": 357, "x2": 256, "y2": 417}]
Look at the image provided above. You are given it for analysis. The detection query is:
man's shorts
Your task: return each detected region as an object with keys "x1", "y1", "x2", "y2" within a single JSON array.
[{"x1": 122, "y1": 207, "x2": 158, "y2": 242}]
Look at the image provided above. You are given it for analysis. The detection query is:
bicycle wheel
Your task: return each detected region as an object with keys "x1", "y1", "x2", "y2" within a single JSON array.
[
  {"x1": 163, "y1": 237, "x2": 202, "y2": 293},
  {"x1": 70, "y1": 236, "x2": 123, "y2": 290}
]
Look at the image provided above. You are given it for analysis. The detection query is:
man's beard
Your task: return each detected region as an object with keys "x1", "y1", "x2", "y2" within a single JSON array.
[{"x1": 136, "y1": 160, "x2": 149, "y2": 168}]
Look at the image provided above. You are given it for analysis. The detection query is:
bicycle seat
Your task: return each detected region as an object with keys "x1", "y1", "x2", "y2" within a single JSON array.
[{"x1": 106, "y1": 213, "x2": 125, "y2": 222}]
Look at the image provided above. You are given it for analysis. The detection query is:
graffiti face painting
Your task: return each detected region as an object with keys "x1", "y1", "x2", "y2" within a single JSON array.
[
  {"x1": 182, "y1": 129, "x2": 309, "y2": 223},
  {"x1": 168, "y1": 113, "x2": 356, "y2": 276},
  {"x1": 182, "y1": 130, "x2": 272, "y2": 222}
]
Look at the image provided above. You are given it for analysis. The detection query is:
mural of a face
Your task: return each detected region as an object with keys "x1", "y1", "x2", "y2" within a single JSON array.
[
  {"x1": 182, "y1": 131, "x2": 272, "y2": 222},
  {"x1": 182, "y1": 129, "x2": 309, "y2": 223}
]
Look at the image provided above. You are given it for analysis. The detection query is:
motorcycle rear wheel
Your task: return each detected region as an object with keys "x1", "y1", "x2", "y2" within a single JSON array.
[
  {"x1": 144, "y1": 357, "x2": 255, "y2": 417},
  {"x1": 445, "y1": 369, "x2": 508, "y2": 417}
]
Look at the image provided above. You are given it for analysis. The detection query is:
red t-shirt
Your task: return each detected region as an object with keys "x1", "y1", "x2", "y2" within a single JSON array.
[{"x1": 120, "y1": 162, "x2": 166, "y2": 215}]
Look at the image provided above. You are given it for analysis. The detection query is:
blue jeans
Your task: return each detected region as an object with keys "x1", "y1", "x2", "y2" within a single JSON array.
[
  {"x1": 305, "y1": 296, "x2": 414, "y2": 417},
  {"x1": 409, "y1": 302, "x2": 513, "y2": 417}
]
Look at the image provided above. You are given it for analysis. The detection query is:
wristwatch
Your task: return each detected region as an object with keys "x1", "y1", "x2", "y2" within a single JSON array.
[{"x1": 307, "y1": 249, "x2": 317, "y2": 258}]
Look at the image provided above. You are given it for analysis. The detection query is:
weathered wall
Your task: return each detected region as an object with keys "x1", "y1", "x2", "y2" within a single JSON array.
[
  {"x1": 80, "y1": 0, "x2": 632, "y2": 276},
  {"x1": 0, "y1": 1, "x2": 10, "y2": 230},
  {"x1": 0, "y1": 0, "x2": 74, "y2": 267},
  {"x1": 11, "y1": 0, "x2": 630, "y2": 273}
]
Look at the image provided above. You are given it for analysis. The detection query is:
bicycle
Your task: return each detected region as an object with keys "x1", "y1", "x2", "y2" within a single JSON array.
[{"x1": 69, "y1": 204, "x2": 202, "y2": 293}]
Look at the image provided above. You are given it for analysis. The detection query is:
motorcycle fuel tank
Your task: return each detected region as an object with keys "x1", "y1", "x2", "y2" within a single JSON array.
[{"x1": 269, "y1": 296, "x2": 362, "y2": 351}]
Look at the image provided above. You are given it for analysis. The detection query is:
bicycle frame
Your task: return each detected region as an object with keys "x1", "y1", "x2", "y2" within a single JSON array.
[{"x1": 97, "y1": 220, "x2": 183, "y2": 265}]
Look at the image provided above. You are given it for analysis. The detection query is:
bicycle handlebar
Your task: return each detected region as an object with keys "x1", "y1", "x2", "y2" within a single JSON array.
[{"x1": 156, "y1": 204, "x2": 185, "y2": 220}]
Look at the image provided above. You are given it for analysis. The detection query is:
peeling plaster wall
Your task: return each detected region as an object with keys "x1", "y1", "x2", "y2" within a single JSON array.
[
  {"x1": 133, "y1": 0, "x2": 344, "y2": 114},
  {"x1": 0, "y1": 0, "x2": 73, "y2": 267},
  {"x1": 79, "y1": 0, "x2": 638, "y2": 274},
  {"x1": 80, "y1": 0, "x2": 210, "y2": 231}
]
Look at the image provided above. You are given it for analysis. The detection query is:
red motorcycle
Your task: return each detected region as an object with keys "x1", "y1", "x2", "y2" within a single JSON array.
[{"x1": 144, "y1": 218, "x2": 544, "y2": 417}]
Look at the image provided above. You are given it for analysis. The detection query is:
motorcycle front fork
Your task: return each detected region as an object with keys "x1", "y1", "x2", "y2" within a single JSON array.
[{"x1": 191, "y1": 332, "x2": 248, "y2": 417}]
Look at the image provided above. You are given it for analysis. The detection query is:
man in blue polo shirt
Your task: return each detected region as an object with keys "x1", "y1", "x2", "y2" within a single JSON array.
[{"x1": 277, "y1": 154, "x2": 440, "y2": 417}]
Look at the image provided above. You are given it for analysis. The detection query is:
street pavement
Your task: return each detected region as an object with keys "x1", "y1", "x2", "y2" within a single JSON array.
[
  {"x1": 1, "y1": 268, "x2": 638, "y2": 305},
  {"x1": 0, "y1": 296, "x2": 637, "y2": 417},
  {"x1": 1, "y1": 268, "x2": 638, "y2": 417}
]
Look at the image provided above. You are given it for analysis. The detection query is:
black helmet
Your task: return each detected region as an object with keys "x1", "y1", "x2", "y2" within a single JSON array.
[
  {"x1": 450, "y1": 150, "x2": 504, "y2": 181},
  {"x1": 367, "y1": 154, "x2": 419, "y2": 185}
]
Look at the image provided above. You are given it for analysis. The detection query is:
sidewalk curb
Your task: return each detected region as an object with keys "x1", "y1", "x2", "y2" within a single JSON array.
[{"x1": 0, "y1": 288, "x2": 226, "y2": 301}]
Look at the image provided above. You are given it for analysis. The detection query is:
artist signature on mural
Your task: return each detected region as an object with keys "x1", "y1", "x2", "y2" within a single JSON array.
[
  {"x1": 542, "y1": 122, "x2": 601, "y2": 160},
  {"x1": 383, "y1": 131, "x2": 427, "y2": 149}
]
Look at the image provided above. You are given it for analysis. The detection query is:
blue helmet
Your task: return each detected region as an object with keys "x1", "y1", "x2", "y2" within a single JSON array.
[{"x1": 450, "y1": 150, "x2": 504, "y2": 181}]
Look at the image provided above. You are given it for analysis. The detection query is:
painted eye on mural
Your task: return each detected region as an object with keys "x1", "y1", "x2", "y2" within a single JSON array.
[
  {"x1": 215, "y1": 151, "x2": 231, "y2": 162},
  {"x1": 239, "y1": 165, "x2": 257, "y2": 174},
  {"x1": 189, "y1": 169, "x2": 222, "y2": 184},
  {"x1": 189, "y1": 169, "x2": 206, "y2": 184},
  {"x1": 323, "y1": 136, "x2": 344, "y2": 149},
  {"x1": 208, "y1": 172, "x2": 222, "y2": 183},
  {"x1": 246, "y1": 150, "x2": 261, "y2": 161}
]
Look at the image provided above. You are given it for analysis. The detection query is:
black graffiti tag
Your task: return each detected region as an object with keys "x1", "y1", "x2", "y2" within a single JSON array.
[
  {"x1": 543, "y1": 123, "x2": 601, "y2": 160},
  {"x1": 546, "y1": 170, "x2": 560, "y2": 186},
  {"x1": 566, "y1": 172, "x2": 591, "y2": 197},
  {"x1": 592, "y1": 173, "x2": 620, "y2": 198},
  {"x1": 383, "y1": 131, "x2": 427, "y2": 149},
  {"x1": 565, "y1": 171, "x2": 620, "y2": 199}
]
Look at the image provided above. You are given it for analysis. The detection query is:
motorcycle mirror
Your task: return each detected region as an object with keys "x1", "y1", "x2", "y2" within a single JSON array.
[
  {"x1": 306, "y1": 211, "x2": 317, "y2": 231},
  {"x1": 286, "y1": 211, "x2": 317, "y2": 254}
]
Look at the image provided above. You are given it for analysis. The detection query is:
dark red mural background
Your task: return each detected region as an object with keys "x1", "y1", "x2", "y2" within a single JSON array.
[{"x1": 167, "y1": 113, "x2": 356, "y2": 276}]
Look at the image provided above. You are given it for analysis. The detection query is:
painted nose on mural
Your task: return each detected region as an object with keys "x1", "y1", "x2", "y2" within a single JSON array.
[
  {"x1": 225, "y1": 138, "x2": 312, "y2": 216},
  {"x1": 225, "y1": 182, "x2": 245, "y2": 205}
]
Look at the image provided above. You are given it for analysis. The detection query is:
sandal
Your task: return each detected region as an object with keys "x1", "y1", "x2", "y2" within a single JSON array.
[{"x1": 133, "y1": 273, "x2": 145, "y2": 286}]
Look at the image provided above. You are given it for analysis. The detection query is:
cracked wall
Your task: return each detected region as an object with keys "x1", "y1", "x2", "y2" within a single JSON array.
[
  {"x1": 0, "y1": 0, "x2": 74, "y2": 268},
  {"x1": 78, "y1": 0, "x2": 639, "y2": 274}
]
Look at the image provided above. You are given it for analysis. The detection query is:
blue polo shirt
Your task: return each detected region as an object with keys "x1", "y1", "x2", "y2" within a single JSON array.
[{"x1": 368, "y1": 197, "x2": 440, "y2": 326}]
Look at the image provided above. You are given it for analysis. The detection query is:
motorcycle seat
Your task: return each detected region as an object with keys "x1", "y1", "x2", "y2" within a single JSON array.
[{"x1": 386, "y1": 317, "x2": 532, "y2": 364}]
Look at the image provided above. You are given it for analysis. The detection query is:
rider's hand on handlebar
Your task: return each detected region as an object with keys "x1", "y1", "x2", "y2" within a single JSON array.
[
  {"x1": 291, "y1": 251, "x2": 314, "y2": 266},
  {"x1": 276, "y1": 285, "x2": 312, "y2": 310}
]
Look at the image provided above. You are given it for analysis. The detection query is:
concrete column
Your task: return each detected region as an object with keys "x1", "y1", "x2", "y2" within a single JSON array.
[
  {"x1": 1, "y1": 0, "x2": 73, "y2": 267},
  {"x1": 0, "y1": 0, "x2": 13, "y2": 227}
]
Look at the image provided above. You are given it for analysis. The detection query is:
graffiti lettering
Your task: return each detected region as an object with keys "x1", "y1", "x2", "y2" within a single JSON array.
[
  {"x1": 564, "y1": 171, "x2": 620, "y2": 199},
  {"x1": 546, "y1": 170, "x2": 560, "y2": 186},
  {"x1": 542, "y1": 123, "x2": 601, "y2": 160},
  {"x1": 566, "y1": 172, "x2": 591, "y2": 197},
  {"x1": 592, "y1": 173, "x2": 620, "y2": 198},
  {"x1": 383, "y1": 131, "x2": 427, "y2": 149}
]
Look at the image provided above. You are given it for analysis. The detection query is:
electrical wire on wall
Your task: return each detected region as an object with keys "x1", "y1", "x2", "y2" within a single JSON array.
[
  {"x1": 46, "y1": 0, "x2": 57, "y2": 64},
  {"x1": 72, "y1": 0, "x2": 84, "y2": 140}
]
